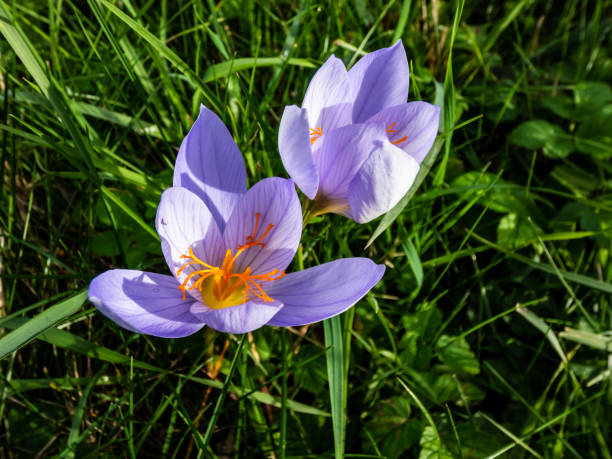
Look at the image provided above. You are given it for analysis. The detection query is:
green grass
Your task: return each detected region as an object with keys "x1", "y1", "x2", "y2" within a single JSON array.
[{"x1": 1, "y1": 0, "x2": 612, "y2": 457}]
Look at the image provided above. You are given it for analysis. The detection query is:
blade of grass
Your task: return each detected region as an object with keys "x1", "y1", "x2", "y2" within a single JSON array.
[
  {"x1": 1, "y1": 316, "x2": 161, "y2": 371},
  {"x1": 203, "y1": 57, "x2": 315, "y2": 83},
  {"x1": 470, "y1": 231, "x2": 612, "y2": 295},
  {"x1": 0, "y1": 290, "x2": 87, "y2": 360},
  {"x1": 324, "y1": 315, "x2": 345, "y2": 459},
  {"x1": 100, "y1": 186, "x2": 159, "y2": 241},
  {"x1": 432, "y1": 0, "x2": 465, "y2": 187}
]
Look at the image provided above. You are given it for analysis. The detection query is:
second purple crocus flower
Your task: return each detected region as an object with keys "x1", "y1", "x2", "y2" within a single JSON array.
[
  {"x1": 278, "y1": 40, "x2": 440, "y2": 223},
  {"x1": 89, "y1": 106, "x2": 385, "y2": 337}
]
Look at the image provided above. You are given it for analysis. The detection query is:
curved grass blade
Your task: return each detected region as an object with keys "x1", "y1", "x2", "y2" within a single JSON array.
[
  {"x1": 99, "y1": 0, "x2": 314, "y2": 93},
  {"x1": 1, "y1": 315, "x2": 161, "y2": 371},
  {"x1": 101, "y1": 186, "x2": 159, "y2": 241},
  {"x1": 203, "y1": 57, "x2": 315, "y2": 83},
  {"x1": 0, "y1": 290, "x2": 87, "y2": 360}
]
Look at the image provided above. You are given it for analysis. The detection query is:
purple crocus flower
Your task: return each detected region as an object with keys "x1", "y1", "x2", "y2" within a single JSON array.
[
  {"x1": 278, "y1": 40, "x2": 440, "y2": 223},
  {"x1": 88, "y1": 106, "x2": 385, "y2": 337}
]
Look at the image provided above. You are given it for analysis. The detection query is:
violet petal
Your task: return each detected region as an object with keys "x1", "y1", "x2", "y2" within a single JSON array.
[
  {"x1": 348, "y1": 40, "x2": 409, "y2": 123},
  {"x1": 223, "y1": 177, "x2": 302, "y2": 275},
  {"x1": 278, "y1": 105, "x2": 319, "y2": 199},
  {"x1": 88, "y1": 270, "x2": 204, "y2": 338},
  {"x1": 173, "y1": 105, "x2": 247, "y2": 231},
  {"x1": 156, "y1": 187, "x2": 223, "y2": 303},
  {"x1": 347, "y1": 141, "x2": 420, "y2": 223},
  {"x1": 316, "y1": 123, "x2": 388, "y2": 203},
  {"x1": 265, "y1": 258, "x2": 385, "y2": 327},
  {"x1": 365, "y1": 102, "x2": 440, "y2": 164},
  {"x1": 190, "y1": 300, "x2": 283, "y2": 334},
  {"x1": 302, "y1": 55, "x2": 351, "y2": 127}
]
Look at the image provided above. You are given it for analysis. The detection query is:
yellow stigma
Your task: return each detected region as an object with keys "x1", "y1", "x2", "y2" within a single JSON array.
[
  {"x1": 176, "y1": 213, "x2": 285, "y2": 309},
  {"x1": 386, "y1": 122, "x2": 407, "y2": 145},
  {"x1": 309, "y1": 126, "x2": 323, "y2": 144}
]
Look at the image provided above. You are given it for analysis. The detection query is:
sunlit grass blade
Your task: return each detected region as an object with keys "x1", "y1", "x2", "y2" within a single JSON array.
[
  {"x1": 432, "y1": 0, "x2": 465, "y2": 187},
  {"x1": 0, "y1": 290, "x2": 87, "y2": 360},
  {"x1": 324, "y1": 315, "x2": 345, "y2": 459},
  {"x1": 0, "y1": 1, "x2": 97, "y2": 175},
  {"x1": 203, "y1": 57, "x2": 315, "y2": 83},
  {"x1": 101, "y1": 186, "x2": 159, "y2": 241},
  {"x1": 1, "y1": 316, "x2": 161, "y2": 371}
]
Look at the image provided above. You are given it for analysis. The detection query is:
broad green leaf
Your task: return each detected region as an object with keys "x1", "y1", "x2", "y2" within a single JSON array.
[
  {"x1": 574, "y1": 81, "x2": 612, "y2": 121},
  {"x1": 293, "y1": 345, "x2": 327, "y2": 395},
  {"x1": 451, "y1": 172, "x2": 527, "y2": 215},
  {"x1": 509, "y1": 120, "x2": 573, "y2": 158},
  {"x1": 541, "y1": 93, "x2": 574, "y2": 119},
  {"x1": 436, "y1": 335, "x2": 480, "y2": 376},
  {"x1": 0, "y1": 290, "x2": 87, "y2": 360},
  {"x1": 575, "y1": 105, "x2": 612, "y2": 158},
  {"x1": 419, "y1": 426, "x2": 454, "y2": 459},
  {"x1": 365, "y1": 398, "x2": 421, "y2": 457},
  {"x1": 402, "y1": 304, "x2": 443, "y2": 341},
  {"x1": 426, "y1": 373, "x2": 485, "y2": 405},
  {"x1": 455, "y1": 415, "x2": 512, "y2": 457},
  {"x1": 497, "y1": 213, "x2": 543, "y2": 250}
]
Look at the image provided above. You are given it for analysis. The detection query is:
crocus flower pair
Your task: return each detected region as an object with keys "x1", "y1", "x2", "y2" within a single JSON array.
[
  {"x1": 89, "y1": 40, "x2": 439, "y2": 337},
  {"x1": 89, "y1": 107, "x2": 385, "y2": 337},
  {"x1": 279, "y1": 40, "x2": 439, "y2": 223}
]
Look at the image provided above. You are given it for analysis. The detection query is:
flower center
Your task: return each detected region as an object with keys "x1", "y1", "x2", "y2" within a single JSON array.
[
  {"x1": 176, "y1": 213, "x2": 285, "y2": 309},
  {"x1": 309, "y1": 126, "x2": 323, "y2": 144},
  {"x1": 386, "y1": 122, "x2": 407, "y2": 145}
]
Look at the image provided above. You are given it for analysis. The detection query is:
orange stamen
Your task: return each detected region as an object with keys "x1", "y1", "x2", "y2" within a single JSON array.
[
  {"x1": 309, "y1": 126, "x2": 323, "y2": 144},
  {"x1": 386, "y1": 122, "x2": 407, "y2": 145},
  {"x1": 176, "y1": 213, "x2": 283, "y2": 307}
]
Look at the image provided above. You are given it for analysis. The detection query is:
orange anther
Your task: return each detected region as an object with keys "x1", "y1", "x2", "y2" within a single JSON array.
[
  {"x1": 176, "y1": 213, "x2": 282, "y2": 307},
  {"x1": 386, "y1": 122, "x2": 407, "y2": 145},
  {"x1": 309, "y1": 126, "x2": 323, "y2": 144}
]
